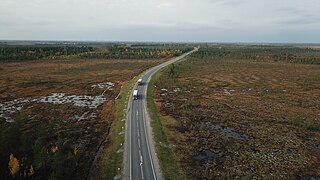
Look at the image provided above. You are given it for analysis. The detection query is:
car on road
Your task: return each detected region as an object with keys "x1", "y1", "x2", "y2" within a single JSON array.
[{"x1": 137, "y1": 78, "x2": 143, "y2": 85}]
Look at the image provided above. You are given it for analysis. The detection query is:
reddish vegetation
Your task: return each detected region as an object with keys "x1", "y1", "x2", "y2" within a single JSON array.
[
  {"x1": 154, "y1": 46, "x2": 320, "y2": 179},
  {"x1": 0, "y1": 58, "x2": 165, "y2": 179}
]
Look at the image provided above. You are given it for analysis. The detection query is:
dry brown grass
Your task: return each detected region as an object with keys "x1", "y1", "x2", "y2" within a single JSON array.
[
  {"x1": 0, "y1": 58, "x2": 165, "y2": 100},
  {"x1": 153, "y1": 49, "x2": 320, "y2": 179},
  {"x1": 0, "y1": 58, "x2": 165, "y2": 179}
]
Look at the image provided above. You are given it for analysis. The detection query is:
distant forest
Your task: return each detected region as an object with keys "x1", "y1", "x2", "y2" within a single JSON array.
[
  {"x1": 194, "y1": 45, "x2": 320, "y2": 64},
  {"x1": 0, "y1": 44, "x2": 194, "y2": 61}
]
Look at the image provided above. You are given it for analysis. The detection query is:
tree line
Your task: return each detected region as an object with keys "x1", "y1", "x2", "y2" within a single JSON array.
[
  {"x1": 0, "y1": 46, "x2": 95, "y2": 61},
  {"x1": 0, "y1": 45, "x2": 194, "y2": 61},
  {"x1": 79, "y1": 48, "x2": 188, "y2": 59},
  {"x1": 192, "y1": 45, "x2": 320, "y2": 65}
]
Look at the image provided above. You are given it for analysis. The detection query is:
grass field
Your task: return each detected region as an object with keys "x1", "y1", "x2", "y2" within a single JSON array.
[
  {"x1": 0, "y1": 57, "x2": 166, "y2": 179},
  {"x1": 152, "y1": 45, "x2": 320, "y2": 179}
]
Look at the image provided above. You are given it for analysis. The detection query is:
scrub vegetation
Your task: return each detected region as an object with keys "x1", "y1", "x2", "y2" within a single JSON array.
[
  {"x1": 0, "y1": 42, "x2": 193, "y2": 179},
  {"x1": 152, "y1": 44, "x2": 320, "y2": 179},
  {"x1": 0, "y1": 42, "x2": 193, "y2": 61}
]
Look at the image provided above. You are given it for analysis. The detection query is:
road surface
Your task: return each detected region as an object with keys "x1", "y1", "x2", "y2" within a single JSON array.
[{"x1": 124, "y1": 48, "x2": 198, "y2": 180}]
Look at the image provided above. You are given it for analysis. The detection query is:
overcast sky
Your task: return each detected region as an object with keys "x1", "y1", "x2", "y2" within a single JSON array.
[{"x1": 1, "y1": 0, "x2": 319, "y2": 43}]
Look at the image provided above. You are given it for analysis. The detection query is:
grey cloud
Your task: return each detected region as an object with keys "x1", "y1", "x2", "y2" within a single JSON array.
[
  {"x1": 0, "y1": 0, "x2": 319, "y2": 43},
  {"x1": 220, "y1": 0, "x2": 246, "y2": 6},
  {"x1": 277, "y1": 18, "x2": 320, "y2": 26},
  {"x1": 277, "y1": 7, "x2": 305, "y2": 15}
]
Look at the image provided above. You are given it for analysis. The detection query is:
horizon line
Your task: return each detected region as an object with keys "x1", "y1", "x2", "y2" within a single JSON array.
[{"x1": 1, "y1": 39, "x2": 320, "y2": 45}]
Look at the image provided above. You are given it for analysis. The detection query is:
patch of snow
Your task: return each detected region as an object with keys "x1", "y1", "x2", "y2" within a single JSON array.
[
  {"x1": 73, "y1": 112, "x2": 97, "y2": 121},
  {"x1": 224, "y1": 89, "x2": 231, "y2": 95},
  {"x1": 1, "y1": 93, "x2": 106, "y2": 123},
  {"x1": 91, "y1": 82, "x2": 114, "y2": 90},
  {"x1": 38, "y1": 93, "x2": 106, "y2": 108},
  {"x1": 173, "y1": 87, "x2": 181, "y2": 92},
  {"x1": 0, "y1": 98, "x2": 30, "y2": 122}
]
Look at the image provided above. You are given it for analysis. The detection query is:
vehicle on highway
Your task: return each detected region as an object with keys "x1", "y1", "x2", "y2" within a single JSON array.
[
  {"x1": 125, "y1": 49, "x2": 196, "y2": 180},
  {"x1": 137, "y1": 78, "x2": 143, "y2": 85},
  {"x1": 133, "y1": 90, "x2": 138, "y2": 100}
]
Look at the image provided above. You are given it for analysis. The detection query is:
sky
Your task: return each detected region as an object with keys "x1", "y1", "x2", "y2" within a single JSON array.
[{"x1": 0, "y1": 0, "x2": 319, "y2": 43}]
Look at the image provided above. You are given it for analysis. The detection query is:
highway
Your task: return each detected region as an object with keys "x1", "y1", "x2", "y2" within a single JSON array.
[{"x1": 124, "y1": 48, "x2": 198, "y2": 180}]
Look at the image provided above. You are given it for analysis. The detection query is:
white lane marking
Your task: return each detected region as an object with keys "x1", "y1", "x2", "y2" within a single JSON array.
[
  {"x1": 128, "y1": 50, "x2": 194, "y2": 180},
  {"x1": 140, "y1": 164, "x2": 144, "y2": 180},
  {"x1": 142, "y1": 80, "x2": 157, "y2": 180},
  {"x1": 138, "y1": 138, "x2": 141, "y2": 148},
  {"x1": 129, "y1": 103, "x2": 132, "y2": 180},
  {"x1": 139, "y1": 150, "x2": 144, "y2": 179},
  {"x1": 137, "y1": 111, "x2": 139, "y2": 116},
  {"x1": 139, "y1": 150, "x2": 143, "y2": 164}
]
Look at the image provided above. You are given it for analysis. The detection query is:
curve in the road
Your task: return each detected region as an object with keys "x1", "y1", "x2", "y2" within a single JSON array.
[{"x1": 123, "y1": 48, "x2": 198, "y2": 180}]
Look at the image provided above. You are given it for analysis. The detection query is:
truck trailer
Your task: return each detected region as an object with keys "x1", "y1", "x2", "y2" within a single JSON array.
[{"x1": 133, "y1": 90, "x2": 138, "y2": 100}]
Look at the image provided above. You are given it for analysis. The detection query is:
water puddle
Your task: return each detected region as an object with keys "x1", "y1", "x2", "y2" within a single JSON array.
[
  {"x1": 204, "y1": 122, "x2": 248, "y2": 141},
  {"x1": 299, "y1": 175, "x2": 320, "y2": 180},
  {"x1": 249, "y1": 124, "x2": 257, "y2": 129},
  {"x1": 192, "y1": 150, "x2": 224, "y2": 168}
]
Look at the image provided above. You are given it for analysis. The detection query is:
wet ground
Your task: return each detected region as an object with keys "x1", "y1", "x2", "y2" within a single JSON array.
[
  {"x1": 192, "y1": 150, "x2": 224, "y2": 168},
  {"x1": 203, "y1": 122, "x2": 248, "y2": 141},
  {"x1": 152, "y1": 47, "x2": 320, "y2": 179},
  {"x1": 0, "y1": 82, "x2": 114, "y2": 122}
]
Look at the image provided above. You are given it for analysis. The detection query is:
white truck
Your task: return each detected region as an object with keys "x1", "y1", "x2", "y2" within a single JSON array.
[{"x1": 133, "y1": 90, "x2": 138, "y2": 100}]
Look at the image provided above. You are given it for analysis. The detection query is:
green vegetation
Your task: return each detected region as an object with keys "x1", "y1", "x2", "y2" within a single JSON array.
[
  {"x1": 0, "y1": 46, "x2": 94, "y2": 61},
  {"x1": 194, "y1": 44, "x2": 320, "y2": 64},
  {"x1": 79, "y1": 46, "x2": 190, "y2": 59},
  {"x1": 0, "y1": 115, "x2": 78, "y2": 179},
  {"x1": 0, "y1": 43, "x2": 193, "y2": 61}
]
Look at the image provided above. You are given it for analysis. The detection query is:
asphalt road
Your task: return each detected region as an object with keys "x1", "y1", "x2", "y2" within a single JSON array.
[{"x1": 124, "y1": 48, "x2": 198, "y2": 180}]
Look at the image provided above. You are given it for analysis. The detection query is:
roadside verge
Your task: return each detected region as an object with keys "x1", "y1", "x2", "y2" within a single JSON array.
[
  {"x1": 91, "y1": 75, "x2": 140, "y2": 179},
  {"x1": 146, "y1": 66, "x2": 186, "y2": 180}
]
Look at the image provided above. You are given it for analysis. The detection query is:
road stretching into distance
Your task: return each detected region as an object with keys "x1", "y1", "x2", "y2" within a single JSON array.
[{"x1": 124, "y1": 48, "x2": 198, "y2": 180}]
